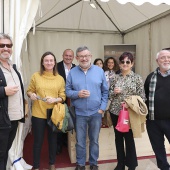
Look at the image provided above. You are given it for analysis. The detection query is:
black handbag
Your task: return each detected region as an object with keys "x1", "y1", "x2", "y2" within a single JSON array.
[
  {"x1": 68, "y1": 105, "x2": 76, "y2": 131},
  {"x1": 47, "y1": 108, "x2": 61, "y2": 132}
]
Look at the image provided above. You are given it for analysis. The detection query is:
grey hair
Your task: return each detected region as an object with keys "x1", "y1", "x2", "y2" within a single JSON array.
[
  {"x1": 156, "y1": 49, "x2": 170, "y2": 59},
  {"x1": 0, "y1": 33, "x2": 13, "y2": 44},
  {"x1": 156, "y1": 51, "x2": 160, "y2": 59},
  {"x1": 76, "y1": 46, "x2": 90, "y2": 56}
]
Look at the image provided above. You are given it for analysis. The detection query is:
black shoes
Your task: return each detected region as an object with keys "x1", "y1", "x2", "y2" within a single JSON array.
[
  {"x1": 90, "y1": 165, "x2": 99, "y2": 170},
  {"x1": 114, "y1": 163, "x2": 136, "y2": 170},
  {"x1": 75, "y1": 165, "x2": 85, "y2": 170},
  {"x1": 114, "y1": 164, "x2": 125, "y2": 170},
  {"x1": 75, "y1": 165, "x2": 98, "y2": 170}
]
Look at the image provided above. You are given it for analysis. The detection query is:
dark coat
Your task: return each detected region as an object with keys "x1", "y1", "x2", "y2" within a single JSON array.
[
  {"x1": 0, "y1": 64, "x2": 25, "y2": 129},
  {"x1": 57, "y1": 61, "x2": 76, "y2": 82}
]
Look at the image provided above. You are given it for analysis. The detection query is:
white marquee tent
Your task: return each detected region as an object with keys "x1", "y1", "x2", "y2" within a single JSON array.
[{"x1": 1, "y1": 0, "x2": 170, "y2": 169}]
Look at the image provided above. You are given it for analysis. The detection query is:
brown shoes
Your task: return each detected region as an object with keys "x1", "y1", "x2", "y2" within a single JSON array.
[
  {"x1": 31, "y1": 165, "x2": 55, "y2": 170},
  {"x1": 49, "y1": 164, "x2": 56, "y2": 170}
]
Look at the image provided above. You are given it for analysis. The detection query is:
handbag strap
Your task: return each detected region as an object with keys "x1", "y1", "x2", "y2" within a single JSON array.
[{"x1": 121, "y1": 103, "x2": 127, "y2": 111}]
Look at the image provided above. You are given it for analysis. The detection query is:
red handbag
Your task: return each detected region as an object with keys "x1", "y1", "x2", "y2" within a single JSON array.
[{"x1": 115, "y1": 103, "x2": 130, "y2": 132}]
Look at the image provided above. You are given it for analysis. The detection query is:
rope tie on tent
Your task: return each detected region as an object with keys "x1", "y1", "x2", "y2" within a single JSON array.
[
  {"x1": 12, "y1": 157, "x2": 21, "y2": 165},
  {"x1": 32, "y1": 0, "x2": 42, "y2": 35},
  {"x1": 38, "y1": 0, "x2": 42, "y2": 17},
  {"x1": 25, "y1": 37, "x2": 28, "y2": 51},
  {"x1": 33, "y1": 20, "x2": 35, "y2": 35}
]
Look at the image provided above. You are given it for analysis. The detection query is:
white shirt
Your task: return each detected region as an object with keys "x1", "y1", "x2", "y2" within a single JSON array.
[{"x1": 63, "y1": 62, "x2": 72, "y2": 79}]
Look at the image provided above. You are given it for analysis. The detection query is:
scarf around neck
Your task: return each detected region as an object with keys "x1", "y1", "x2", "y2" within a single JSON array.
[{"x1": 148, "y1": 68, "x2": 158, "y2": 120}]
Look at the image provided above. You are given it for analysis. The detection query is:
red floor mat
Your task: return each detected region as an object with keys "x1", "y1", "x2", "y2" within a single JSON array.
[
  {"x1": 23, "y1": 129, "x2": 160, "y2": 170},
  {"x1": 23, "y1": 130, "x2": 76, "y2": 170}
]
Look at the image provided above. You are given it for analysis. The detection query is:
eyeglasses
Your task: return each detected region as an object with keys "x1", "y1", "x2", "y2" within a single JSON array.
[
  {"x1": 78, "y1": 55, "x2": 91, "y2": 59},
  {"x1": 0, "y1": 43, "x2": 13, "y2": 48},
  {"x1": 120, "y1": 60, "x2": 131, "y2": 65}
]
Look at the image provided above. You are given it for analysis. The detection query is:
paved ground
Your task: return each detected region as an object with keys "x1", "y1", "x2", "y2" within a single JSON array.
[{"x1": 56, "y1": 156, "x2": 170, "y2": 170}]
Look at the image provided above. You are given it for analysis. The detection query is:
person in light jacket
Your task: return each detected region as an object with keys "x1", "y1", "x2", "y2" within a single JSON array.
[{"x1": 66, "y1": 46, "x2": 108, "y2": 170}]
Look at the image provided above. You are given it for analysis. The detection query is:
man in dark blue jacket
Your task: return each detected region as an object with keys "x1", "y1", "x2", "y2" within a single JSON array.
[{"x1": 0, "y1": 33, "x2": 25, "y2": 170}]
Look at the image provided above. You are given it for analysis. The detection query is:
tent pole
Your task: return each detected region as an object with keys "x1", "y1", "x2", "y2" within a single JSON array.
[
  {"x1": 95, "y1": 0, "x2": 125, "y2": 36},
  {"x1": 148, "y1": 24, "x2": 152, "y2": 73},
  {"x1": 121, "y1": 34, "x2": 124, "y2": 44},
  {"x1": 1, "y1": 0, "x2": 4, "y2": 33},
  {"x1": 35, "y1": 0, "x2": 82, "y2": 27}
]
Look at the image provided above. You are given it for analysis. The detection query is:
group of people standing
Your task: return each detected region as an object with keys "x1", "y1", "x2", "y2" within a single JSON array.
[{"x1": 0, "y1": 32, "x2": 170, "y2": 170}]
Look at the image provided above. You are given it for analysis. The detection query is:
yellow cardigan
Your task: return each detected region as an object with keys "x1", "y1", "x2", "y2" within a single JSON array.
[
  {"x1": 51, "y1": 103, "x2": 65, "y2": 130},
  {"x1": 27, "y1": 71, "x2": 66, "y2": 119}
]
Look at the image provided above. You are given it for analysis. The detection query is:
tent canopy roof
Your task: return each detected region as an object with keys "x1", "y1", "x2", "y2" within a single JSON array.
[{"x1": 34, "y1": 0, "x2": 170, "y2": 34}]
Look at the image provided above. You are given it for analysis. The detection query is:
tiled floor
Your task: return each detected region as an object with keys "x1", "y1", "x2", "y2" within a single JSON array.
[{"x1": 56, "y1": 156, "x2": 170, "y2": 170}]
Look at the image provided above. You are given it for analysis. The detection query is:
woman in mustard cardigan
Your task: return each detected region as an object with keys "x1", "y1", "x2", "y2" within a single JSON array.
[{"x1": 27, "y1": 51, "x2": 66, "y2": 170}]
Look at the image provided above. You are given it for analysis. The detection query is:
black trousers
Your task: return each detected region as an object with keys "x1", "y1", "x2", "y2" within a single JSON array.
[
  {"x1": 32, "y1": 116, "x2": 57, "y2": 169},
  {"x1": 146, "y1": 119, "x2": 170, "y2": 170},
  {"x1": 0, "y1": 121, "x2": 18, "y2": 170},
  {"x1": 110, "y1": 113, "x2": 138, "y2": 168}
]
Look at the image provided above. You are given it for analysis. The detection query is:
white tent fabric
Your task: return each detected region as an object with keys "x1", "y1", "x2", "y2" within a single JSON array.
[
  {"x1": 34, "y1": 0, "x2": 170, "y2": 34},
  {"x1": 9, "y1": 0, "x2": 40, "y2": 72},
  {"x1": 117, "y1": 0, "x2": 170, "y2": 5}
]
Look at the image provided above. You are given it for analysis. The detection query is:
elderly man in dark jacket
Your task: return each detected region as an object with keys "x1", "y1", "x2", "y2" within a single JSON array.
[{"x1": 144, "y1": 49, "x2": 170, "y2": 170}]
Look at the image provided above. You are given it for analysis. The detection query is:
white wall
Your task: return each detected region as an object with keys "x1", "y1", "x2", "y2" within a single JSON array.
[
  {"x1": 124, "y1": 14, "x2": 170, "y2": 80},
  {"x1": 21, "y1": 31, "x2": 121, "y2": 86}
]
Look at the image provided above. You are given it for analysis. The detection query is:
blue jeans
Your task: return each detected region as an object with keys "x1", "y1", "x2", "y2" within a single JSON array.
[
  {"x1": 75, "y1": 112, "x2": 102, "y2": 166},
  {"x1": 146, "y1": 119, "x2": 170, "y2": 170}
]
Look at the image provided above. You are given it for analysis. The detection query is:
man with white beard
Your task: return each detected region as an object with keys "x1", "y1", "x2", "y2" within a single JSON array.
[{"x1": 144, "y1": 50, "x2": 170, "y2": 170}]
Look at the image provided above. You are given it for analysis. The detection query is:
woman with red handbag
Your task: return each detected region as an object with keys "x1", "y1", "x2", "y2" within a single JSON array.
[{"x1": 109, "y1": 52, "x2": 145, "y2": 170}]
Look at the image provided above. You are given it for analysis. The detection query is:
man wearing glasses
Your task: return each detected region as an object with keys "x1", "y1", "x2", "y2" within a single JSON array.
[
  {"x1": 0, "y1": 33, "x2": 25, "y2": 170},
  {"x1": 66, "y1": 46, "x2": 108, "y2": 170}
]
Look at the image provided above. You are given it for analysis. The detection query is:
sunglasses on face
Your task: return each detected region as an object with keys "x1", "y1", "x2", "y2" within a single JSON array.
[
  {"x1": 120, "y1": 60, "x2": 131, "y2": 65},
  {"x1": 0, "y1": 44, "x2": 13, "y2": 48}
]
